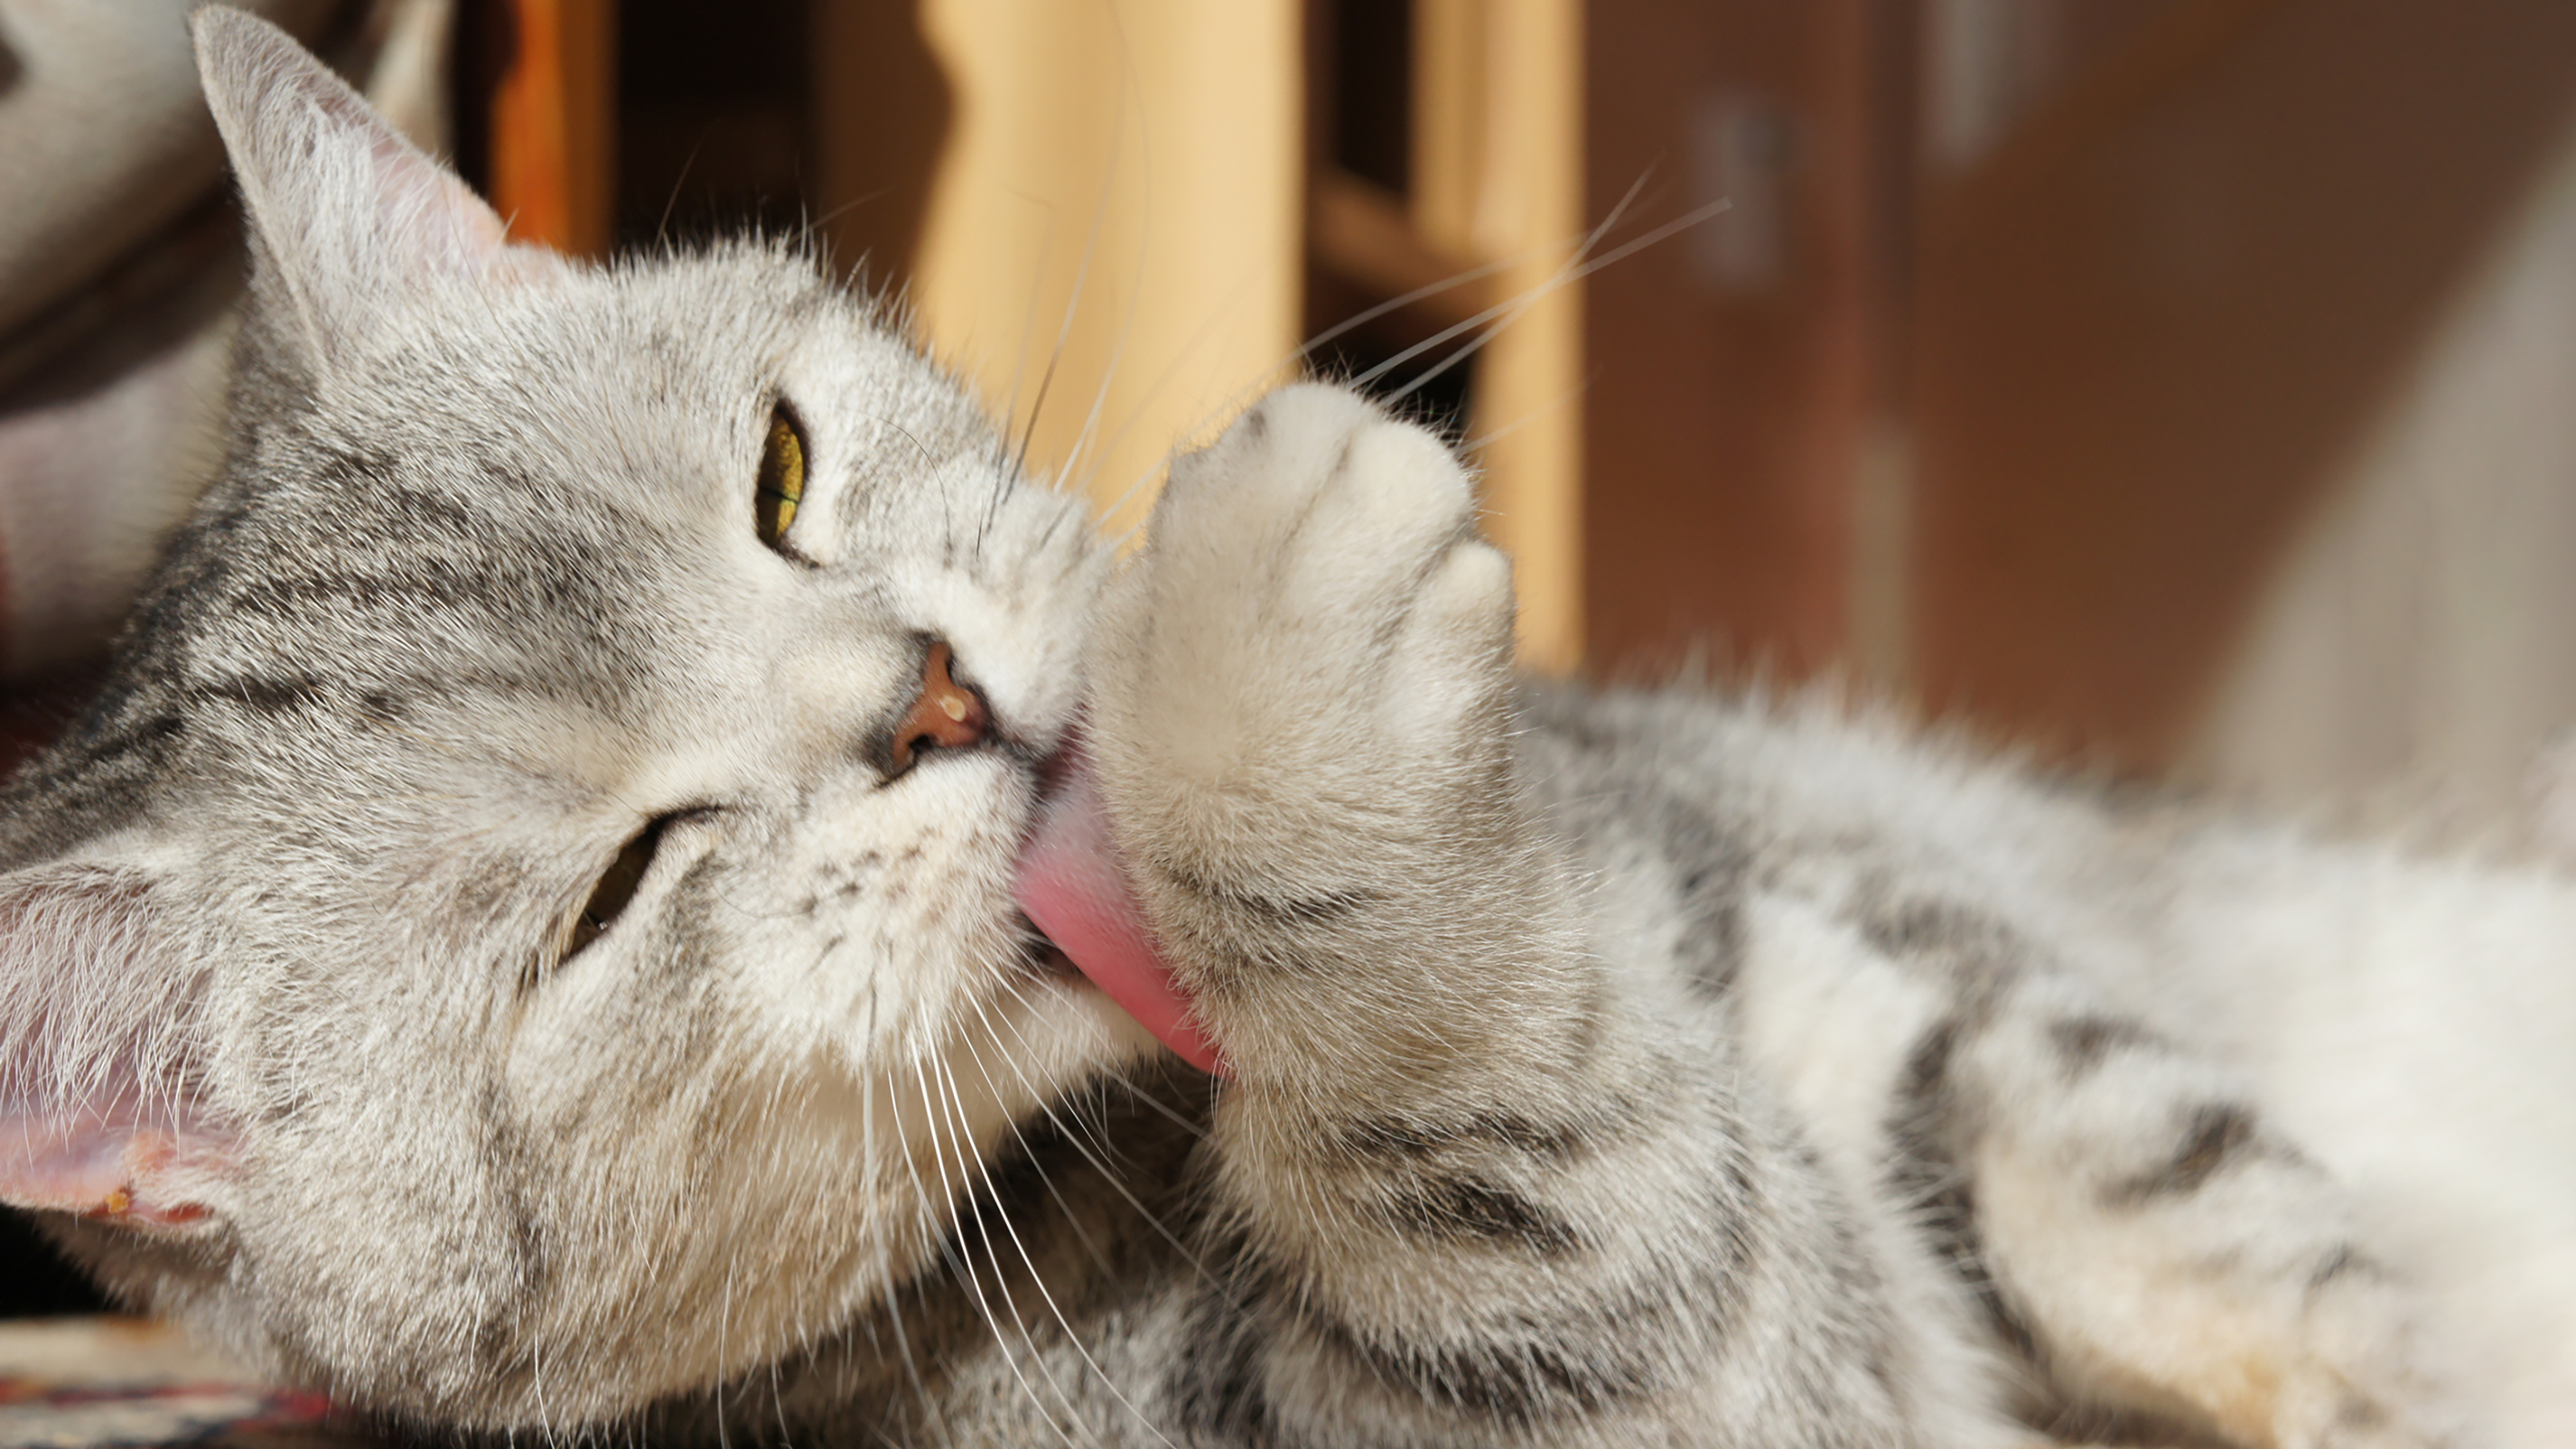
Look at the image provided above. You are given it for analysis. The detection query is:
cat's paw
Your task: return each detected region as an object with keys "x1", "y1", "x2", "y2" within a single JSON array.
[
  {"x1": 2263, "y1": 1275, "x2": 2477, "y2": 1449},
  {"x1": 2127, "y1": 1256, "x2": 2475, "y2": 1449},
  {"x1": 1086, "y1": 382, "x2": 1516, "y2": 939}
]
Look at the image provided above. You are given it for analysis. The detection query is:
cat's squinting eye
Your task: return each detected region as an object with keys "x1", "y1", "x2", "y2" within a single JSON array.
[
  {"x1": 560, "y1": 815, "x2": 673, "y2": 965},
  {"x1": 753, "y1": 404, "x2": 807, "y2": 548}
]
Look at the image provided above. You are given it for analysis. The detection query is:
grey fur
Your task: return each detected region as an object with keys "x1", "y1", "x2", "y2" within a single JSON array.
[{"x1": 2, "y1": 12, "x2": 2562, "y2": 1448}]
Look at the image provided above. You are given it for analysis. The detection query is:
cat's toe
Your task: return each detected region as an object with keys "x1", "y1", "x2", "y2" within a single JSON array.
[
  {"x1": 1378, "y1": 535, "x2": 1514, "y2": 741},
  {"x1": 1084, "y1": 382, "x2": 1517, "y2": 889},
  {"x1": 1156, "y1": 383, "x2": 1478, "y2": 622},
  {"x1": 1109, "y1": 382, "x2": 1501, "y2": 730}
]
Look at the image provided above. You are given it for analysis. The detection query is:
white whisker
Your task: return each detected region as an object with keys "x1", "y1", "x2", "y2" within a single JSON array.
[
  {"x1": 947, "y1": 997, "x2": 1187, "y2": 1446},
  {"x1": 928, "y1": 1048, "x2": 1118, "y2": 1447},
  {"x1": 997, "y1": 192, "x2": 1059, "y2": 449},
  {"x1": 907, "y1": 1056, "x2": 1082, "y2": 1445},
  {"x1": 1358, "y1": 178, "x2": 1689, "y2": 399},
  {"x1": 1090, "y1": 175, "x2": 1653, "y2": 533}
]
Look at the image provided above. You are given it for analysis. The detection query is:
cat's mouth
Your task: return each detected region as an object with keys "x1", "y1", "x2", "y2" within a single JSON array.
[
  {"x1": 1015, "y1": 911, "x2": 1083, "y2": 983},
  {"x1": 1014, "y1": 735, "x2": 1086, "y2": 984},
  {"x1": 1013, "y1": 737, "x2": 1225, "y2": 1075}
]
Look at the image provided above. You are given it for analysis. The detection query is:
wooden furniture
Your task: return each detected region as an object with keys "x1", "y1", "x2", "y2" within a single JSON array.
[
  {"x1": 1302, "y1": 0, "x2": 1587, "y2": 671},
  {"x1": 457, "y1": 0, "x2": 2576, "y2": 785},
  {"x1": 461, "y1": 0, "x2": 1586, "y2": 668}
]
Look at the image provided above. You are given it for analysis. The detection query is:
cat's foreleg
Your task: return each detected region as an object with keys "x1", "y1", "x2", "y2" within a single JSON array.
[
  {"x1": 1085, "y1": 387, "x2": 1996, "y2": 1446},
  {"x1": 1868, "y1": 912, "x2": 2470, "y2": 1449}
]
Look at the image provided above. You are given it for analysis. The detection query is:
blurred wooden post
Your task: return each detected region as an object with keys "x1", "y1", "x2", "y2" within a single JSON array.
[
  {"x1": 1457, "y1": 0, "x2": 1586, "y2": 675},
  {"x1": 1303, "y1": 0, "x2": 1588, "y2": 675},
  {"x1": 903, "y1": 0, "x2": 1304, "y2": 543},
  {"x1": 487, "y1": 0, "x2": 617, "y2": 258}
]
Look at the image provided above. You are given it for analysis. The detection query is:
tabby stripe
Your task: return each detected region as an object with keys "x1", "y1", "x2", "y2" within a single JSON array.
[
  {"x1": 1154, "y1": 858, "x2": 1381, "y2": 927},
  {"x1": 2046, "y1": 1013, "x2": 2157, "y2": 1081},
  {"x1": 2306, "y1": 1242, "x2": 2380, "y2": 1297},
  {"x1": 1336, "y1": 1108, "x2": 1600, "y2": 1165},
  {"x1": 191, "y1": 674, "x2": 327, "y2": 716},
  {"x1": 1315, "y1": 1316, "x2": 1656, "y2": 1424},
  {"x1": 2103, "y1": 1102, "x2": 2270, "y2": 1207},
  {"x1": 1882, "y1": 1004, "x2": 2035, "y2": 1352},
  {"x1": 1860, "y1": 894, "x2": 2026, "y2": 975},
  {"x1": 76, "y1": 712, "x2": 187, "y2": 768},
  {"x1": 1885, "y1": 1013, "x2": 1978, "y2": 1267},
  {"x1": 1650, "y1": 791, "x2": 1748, "y2": 995},
  {"x1": 1378, "y1": 1174, "x2": 1583, "y2": 1257}
]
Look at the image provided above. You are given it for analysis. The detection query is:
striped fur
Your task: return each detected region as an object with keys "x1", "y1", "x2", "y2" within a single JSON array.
[{"x1": 3, "y1": 12, "x2": 2571, "y2": 1447}]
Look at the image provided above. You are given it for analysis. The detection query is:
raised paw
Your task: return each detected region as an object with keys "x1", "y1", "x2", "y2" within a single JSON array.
[{"x1": 1087, "y1": 384, "x2": 1517, "y2": 891}]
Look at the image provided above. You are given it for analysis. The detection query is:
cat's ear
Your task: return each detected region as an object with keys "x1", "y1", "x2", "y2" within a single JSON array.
[
  {"x1": 190, "y1": 6, "x2": 561, "y2": 371},
  {"x1": 0, "y1": 865, "x2": 237, "y2": 1232}
]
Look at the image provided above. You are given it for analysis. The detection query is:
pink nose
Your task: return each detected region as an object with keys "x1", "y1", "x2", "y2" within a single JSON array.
[{"x1": 882, "y1": 639, "x2": 990, "y2": 777}]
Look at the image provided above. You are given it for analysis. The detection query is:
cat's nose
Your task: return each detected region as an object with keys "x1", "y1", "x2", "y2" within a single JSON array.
[{"x1": 876, "y1": 638, "x2": 992, "y2": 778}]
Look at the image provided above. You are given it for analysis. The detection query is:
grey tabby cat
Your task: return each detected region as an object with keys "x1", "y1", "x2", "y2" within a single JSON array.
[{"x1": 5, "y1": 11, "x2": 2572, "y2": 1447}]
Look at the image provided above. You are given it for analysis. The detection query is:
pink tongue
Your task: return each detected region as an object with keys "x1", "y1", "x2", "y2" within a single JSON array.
[{"x1": 1015, "y1": 749, "x2": 1224, "y2": 1075}]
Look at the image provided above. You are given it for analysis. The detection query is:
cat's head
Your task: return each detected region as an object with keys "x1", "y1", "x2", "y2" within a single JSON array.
[{"x1": 0, "y1": 9, "x2": 1150, "y2": 1426}]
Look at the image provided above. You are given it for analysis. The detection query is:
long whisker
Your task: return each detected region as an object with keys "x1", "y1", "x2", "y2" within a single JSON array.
[
  {"x1": 1459, "y1": 371, "x2": 1589, "y2": 456},
  {"x1": 1096, "y1": 1063, "x2": 1212, "y2": 1144},
  {"x1": 877, "y1": 1054, "x2": 972, "y2": 1449},
  {"x1": 953, "y1": 974, "x2": 1220, "y2": 1289},
  {"x1": 1381, "y1": 196, "x2": 1732, "y2": 408},
  {"x1": 908, "y1": 1056, "x2": 1084, "y2": 1445},
  {"x1": 956, "y1": 982, "x2": 1228, "y2": 1293},
  {"x1": 1050, "y1": 0, "x2": 1160, "y2": 507},
  {"x1": 997, "y1": 191, "x2": 1059, "y2": 460},
  {"x1": 1099, "y1": 196, "x2": 1726, "y2": 558},
  {"x1": 716, "y1": 1241, "x2": 737, "y2": 1449},
  {"x1": 973, "y1": 973, "x2": 1203, "y2": 1164},
  {"x1": 929, "y1": 1048, "x2": 1124, "y2": 1447},
  {"x1": 1064, "y1": 270, "x2": 1264, "y2": 507},
  {"x1": 877, "y1": 1247, "x2": 952, "y2": 1449},
  {"x1": 656, "y1": 129, "x2": 713, "y2": 246},
  {"x1": 1090, "y1": 173, "x2": 1660, "y2": 533},
  {"x1": 945, "y1": 997, "x2": 1189, "y2": 1447},
  {"x1": 1357, "y1": 175, "x2": 1677, "y2": 398},
  {"x1": 767, "y1": 1344, "x2": 791, "y2": 1447},
  {"x1": 960, "y1": 985, "x2": 1125, "y2": 1174},
  {"x1": 799, "y1": 188, "x2": 890, "y2": 257},
  {"x1": 1009, "y1": 42, "x2": 1127, "y2": 493},
  {"x1": 927, "y1": 1046, "x2": 1087, "y2": 1413}
]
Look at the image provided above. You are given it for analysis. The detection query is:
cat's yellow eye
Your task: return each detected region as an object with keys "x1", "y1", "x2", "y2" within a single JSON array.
[{"x1": 754, "y1": 405, "x2": 807, "y2": 547}]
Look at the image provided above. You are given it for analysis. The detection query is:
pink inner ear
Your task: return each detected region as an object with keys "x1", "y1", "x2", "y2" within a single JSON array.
[
  {"x1": 0, "y1": 865, "x2": 237, "y2": 1230},
  {"x1": 361, "y1": 125, "x2": 527, "y2": 276},
  {"x1": 0, "y1": 1102, "x2": 233, "y2": 1228}
]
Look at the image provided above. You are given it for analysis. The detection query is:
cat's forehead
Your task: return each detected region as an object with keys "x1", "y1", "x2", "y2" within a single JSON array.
[
  {"x1": 344, "y1": 245, "x2": 965, "y2": 476},
  {"x1": 105, "y1": 246, "x2": 1010, "y2": 814},
  {"x1": 246, "y1": 244, "x2": 991, "y2": 592}
]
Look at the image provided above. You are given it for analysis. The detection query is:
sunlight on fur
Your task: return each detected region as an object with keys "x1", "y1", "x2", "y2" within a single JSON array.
[{"x1": 0, "y1": 10, "x2": 2569, "y2": 1447}]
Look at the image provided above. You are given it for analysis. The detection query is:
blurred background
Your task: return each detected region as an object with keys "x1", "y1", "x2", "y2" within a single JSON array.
[
  {"x1": 6, "y1": 0, "x2": 2576, "y2": 1312},
  {"x1": 466, "y1": 0, "x2": 2576, "y2": 822}
]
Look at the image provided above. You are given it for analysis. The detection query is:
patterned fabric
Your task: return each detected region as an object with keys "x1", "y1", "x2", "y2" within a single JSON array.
[{"x1": 0, "y1": 1319, "x2": 373, "y2": 1448}]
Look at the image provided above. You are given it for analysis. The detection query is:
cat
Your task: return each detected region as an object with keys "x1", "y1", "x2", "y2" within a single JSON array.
[{"x1": 3, "y1": 10, "x2": 2573, "y2": 1446}]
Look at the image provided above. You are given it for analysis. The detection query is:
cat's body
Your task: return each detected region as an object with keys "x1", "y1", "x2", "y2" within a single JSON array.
[
  {"x1": 2, "y1": 13, "x2": 2570, "y2": 1447},
  {"x1": 706, "y1": 675, "x2": 2576, "y2": 1447}
]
